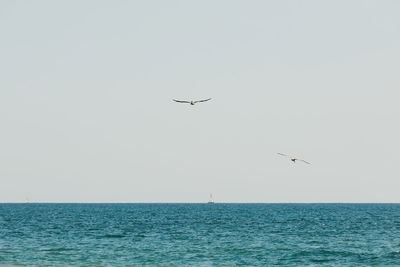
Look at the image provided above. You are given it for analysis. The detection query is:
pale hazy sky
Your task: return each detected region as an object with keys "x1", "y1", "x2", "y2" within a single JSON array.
[{"x1": 1, "y1": 1, "x2": 399, "y2": 203}]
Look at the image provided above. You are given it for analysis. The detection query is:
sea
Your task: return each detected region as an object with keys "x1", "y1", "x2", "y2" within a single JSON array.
[{"x1": 0, "y1": 203, "x2": 399, "y2": 266}]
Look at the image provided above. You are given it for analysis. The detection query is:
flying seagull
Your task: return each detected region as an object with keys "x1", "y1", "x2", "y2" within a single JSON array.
[
  {"x1": 173, "y1": 98, "x2": 212, "y2": 105},
  {"x1": 277, "y1": 153, "x2": 310, "y2": 164}
]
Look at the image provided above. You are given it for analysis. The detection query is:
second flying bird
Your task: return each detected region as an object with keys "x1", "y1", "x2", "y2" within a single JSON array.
[{"x1": 173, "y1": 98, "x2": 212, "y2": 105}]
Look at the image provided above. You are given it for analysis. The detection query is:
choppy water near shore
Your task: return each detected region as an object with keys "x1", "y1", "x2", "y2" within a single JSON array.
[{"x1": 0, "y1": 203, "x2": 399, "y2": 266}]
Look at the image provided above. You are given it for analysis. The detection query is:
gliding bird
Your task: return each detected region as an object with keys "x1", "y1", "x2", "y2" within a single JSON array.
[
  {"x1": 277, "y1": 153, "x2": 310, "y2": 164},
  {"x1": 173, "y1": 98, "x2": 212, "y2": 105}
]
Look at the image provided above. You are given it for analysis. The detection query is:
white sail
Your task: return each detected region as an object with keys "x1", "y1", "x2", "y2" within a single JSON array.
[{"x1": 208, "y1": 194, "x2": 214, "y2": 203}]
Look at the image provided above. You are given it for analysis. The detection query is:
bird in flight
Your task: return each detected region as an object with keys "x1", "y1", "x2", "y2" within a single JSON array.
[
  {"x1": 173, "y1": 98, "x2": 212, "y2": 105},
  {"x1": 277, "y1": 153, "x2": 311, "y2": 164}
]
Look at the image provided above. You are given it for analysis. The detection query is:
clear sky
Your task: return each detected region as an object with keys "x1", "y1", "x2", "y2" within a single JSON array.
[{"x1": 1, "y1": 0, "x2": 399, "y2": 203}]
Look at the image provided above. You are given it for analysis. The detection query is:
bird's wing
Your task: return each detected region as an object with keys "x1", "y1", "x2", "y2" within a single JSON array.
[
  {"x1": 173, "y1": 99, "x2": 191, "y2": 103},
  {"x1": 298, "y1": 159, "x2": 311, "y2": 164},
  {"x1": 193, "y1": 98, "x2": 212, "y2": 103},
  {"x1": 277, "y1": 153, "x2": 290, "y2": 157}
]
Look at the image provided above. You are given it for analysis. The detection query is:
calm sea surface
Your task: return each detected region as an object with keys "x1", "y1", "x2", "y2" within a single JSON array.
[{"x1": 0, "y1": 204, "x2": 399, "y2": 266}]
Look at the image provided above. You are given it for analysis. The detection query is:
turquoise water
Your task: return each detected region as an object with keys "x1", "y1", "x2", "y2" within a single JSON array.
[{"x1": 0, "y1": 204, "x2": 400, "y2": 266}]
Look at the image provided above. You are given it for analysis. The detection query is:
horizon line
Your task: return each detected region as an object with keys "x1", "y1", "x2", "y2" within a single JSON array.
[{"x1": 1, "y1": 202, "x2": 399, "y2": 204}]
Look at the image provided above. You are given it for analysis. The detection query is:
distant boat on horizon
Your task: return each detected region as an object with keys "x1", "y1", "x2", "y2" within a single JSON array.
[{"x1": 208, "y1": 194, "x2": 215, "y2": 204}]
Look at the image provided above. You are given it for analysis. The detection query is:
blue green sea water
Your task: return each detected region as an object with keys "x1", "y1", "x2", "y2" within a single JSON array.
[{"x1": 0, "y1": 204, "x2": 400, "y2": 266}]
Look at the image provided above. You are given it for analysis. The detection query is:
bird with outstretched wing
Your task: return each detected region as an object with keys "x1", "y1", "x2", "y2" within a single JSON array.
[
  {"x1": 277, "y1": 153, "x2": 310, "y2": 164},
  {"x1": 173, "y1": 98, "x2": 212, "y2": 105}
]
